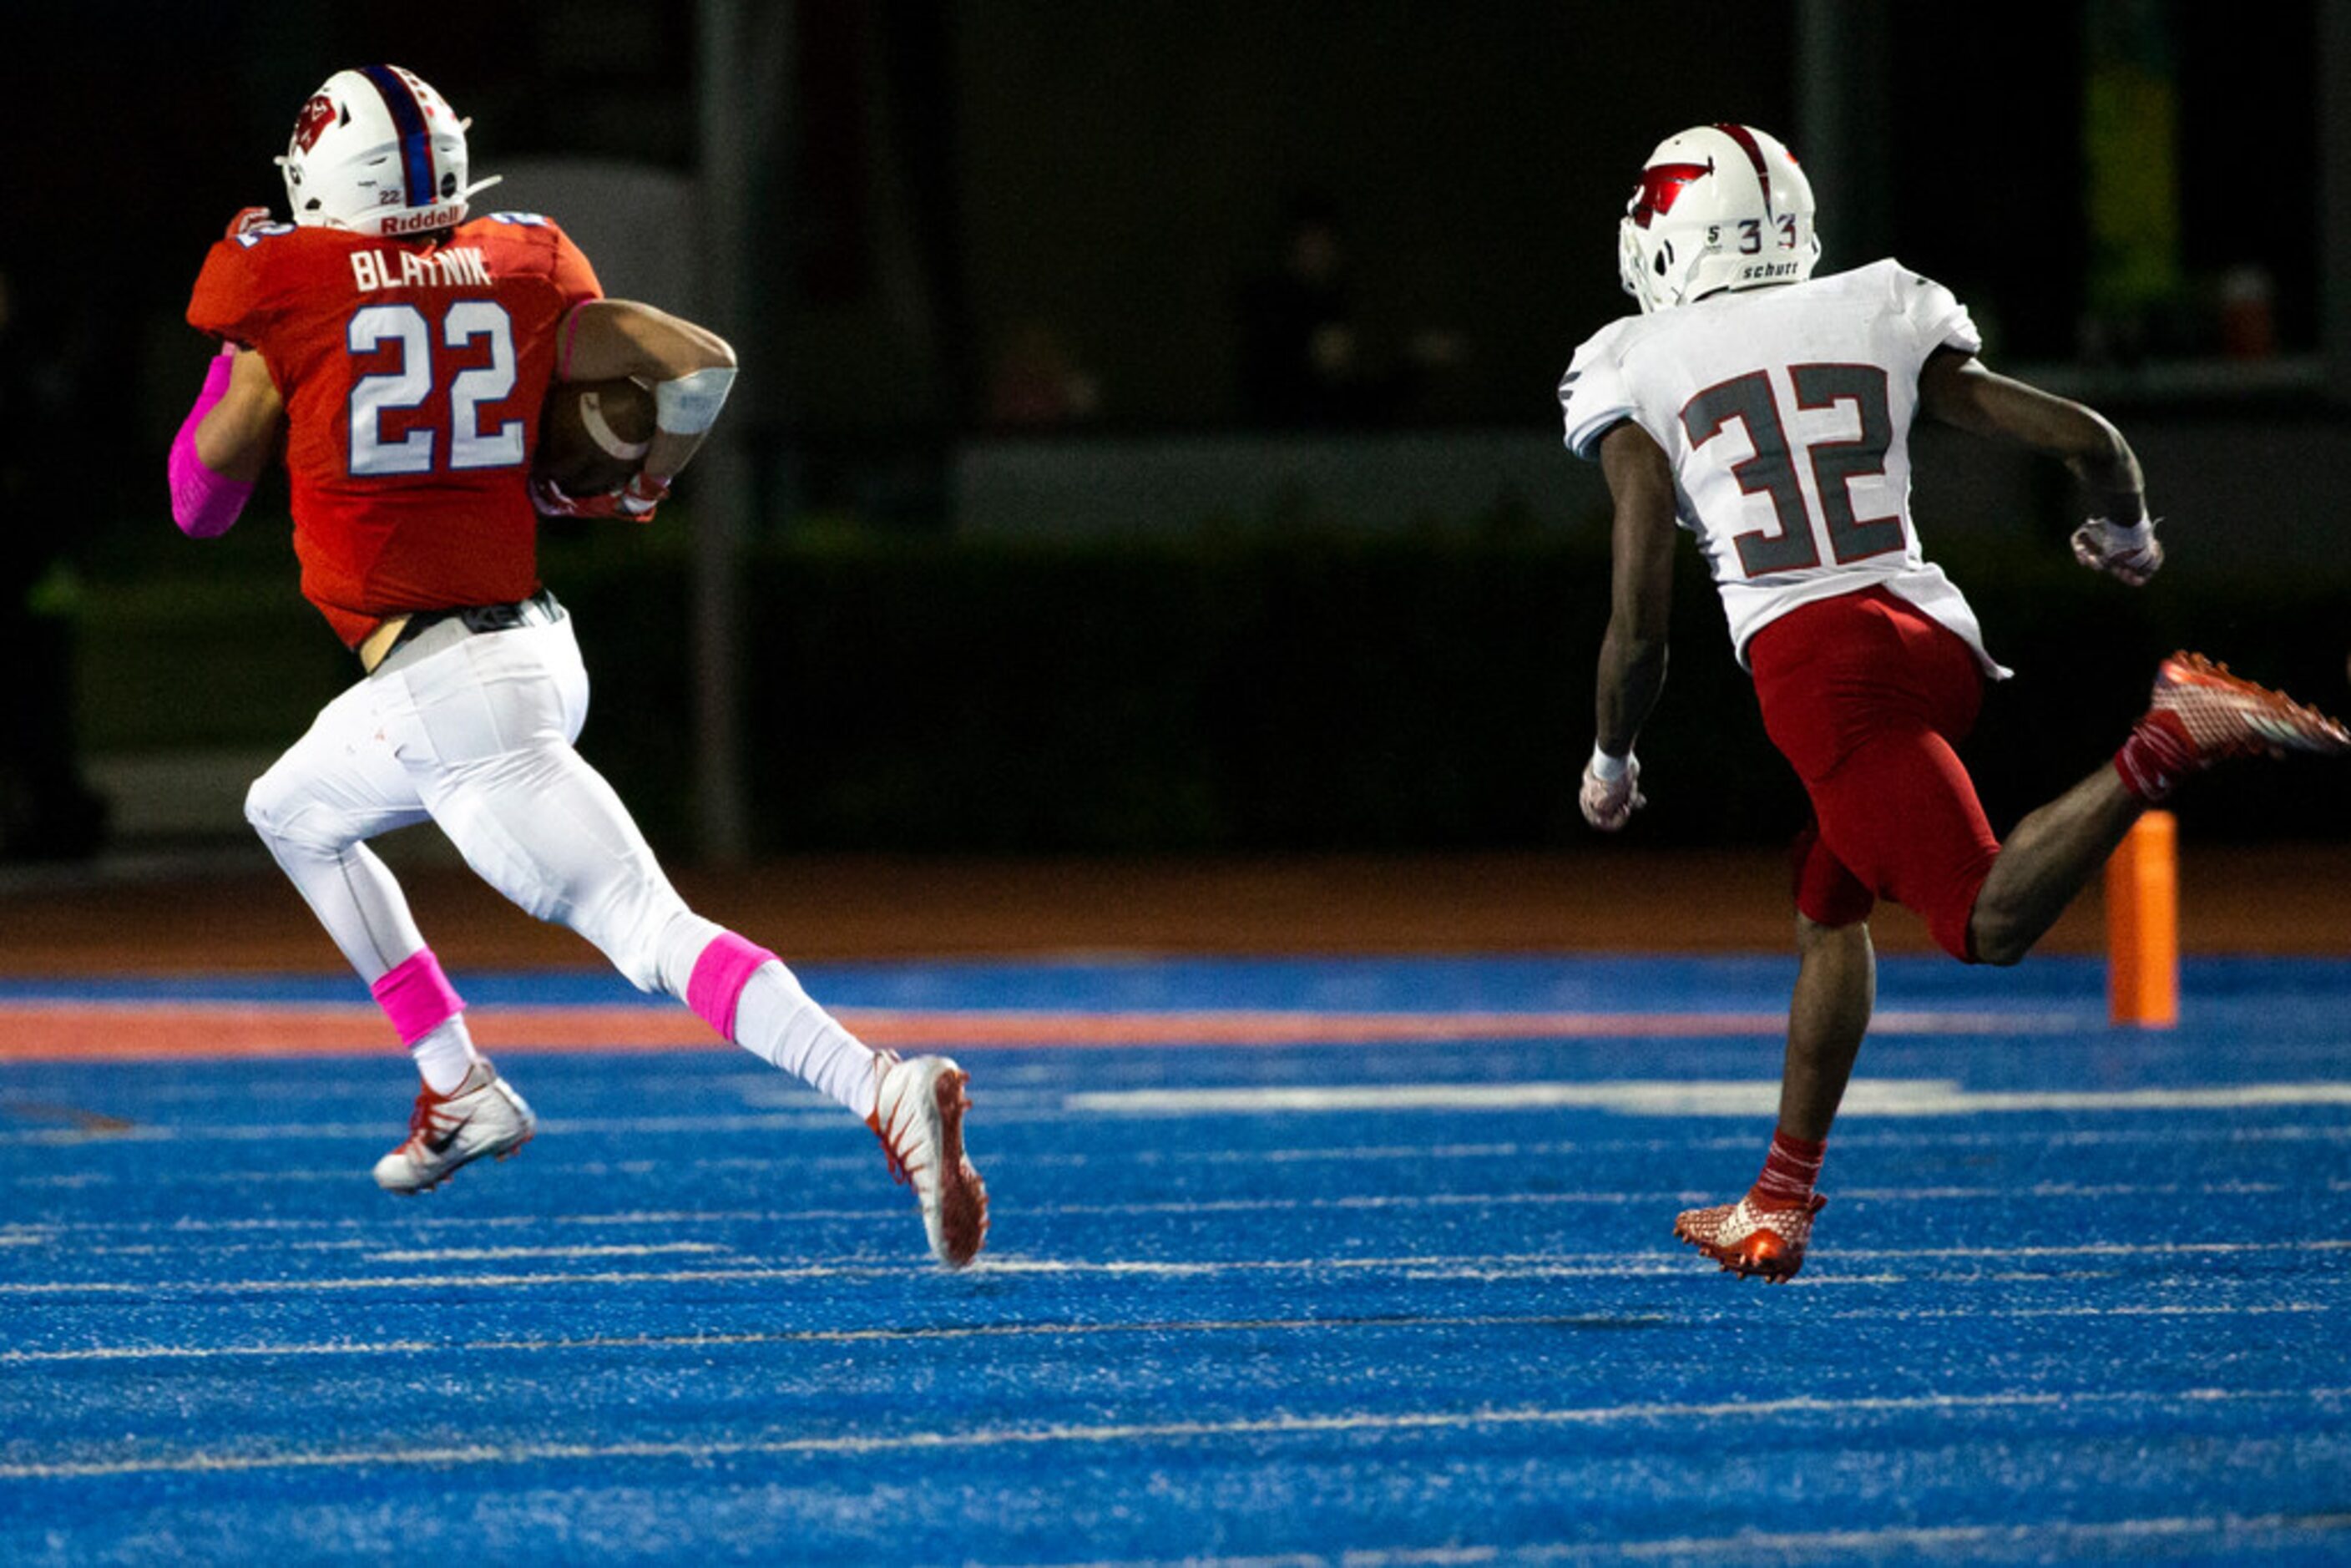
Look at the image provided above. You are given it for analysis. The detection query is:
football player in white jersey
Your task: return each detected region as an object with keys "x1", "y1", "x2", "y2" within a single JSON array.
[{"x1": 1561, "y1": 124, "x2": 2350, "y2": 1282}]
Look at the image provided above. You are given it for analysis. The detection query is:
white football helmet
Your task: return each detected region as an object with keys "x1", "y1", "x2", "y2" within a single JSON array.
[
  {"x1": 276, "y1": 65, "x2": 502, "y2": 239},
  {"x1": 1617, "y1": 124, "x2": 1820, "y2": 313}
]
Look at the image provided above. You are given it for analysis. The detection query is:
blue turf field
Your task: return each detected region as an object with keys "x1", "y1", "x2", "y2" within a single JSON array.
[{"x1": 3, "y1": 953, "x2": 2349, "y2": 1564}]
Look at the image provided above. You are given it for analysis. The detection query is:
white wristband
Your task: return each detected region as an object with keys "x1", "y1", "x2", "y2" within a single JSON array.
[
  {"x1": 1589, "y1": 744, "x2": 1631, "y2": 782},
  {"x1": 653, "y1": 366, "x2": 737, "y2": 436}
]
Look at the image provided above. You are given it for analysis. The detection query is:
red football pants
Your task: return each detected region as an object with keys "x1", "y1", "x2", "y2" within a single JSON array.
[{"x1": 1747, "y1": 587, "x2": 2000, "y2": 962}]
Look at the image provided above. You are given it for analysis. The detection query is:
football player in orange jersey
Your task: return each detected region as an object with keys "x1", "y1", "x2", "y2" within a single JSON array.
[{"x1": 168, "y1": 65, "x2": 986, "y2": 1267}]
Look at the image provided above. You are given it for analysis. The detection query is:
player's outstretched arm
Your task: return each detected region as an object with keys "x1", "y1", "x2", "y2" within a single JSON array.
[
  {"x1": 1917, "y1": 347, "x2": 2142, "y2": 511},
  {"x1": 169, "y1": 346, "x2": 283, "y2": 539},
  {"x1": 1584, "y1": 420, "x2": 1676, "y2": 831},
  {"x1": 1918, "y1": 346, "x2": 2160, "y2": 584},
  {"x1": 555, "y1": 299, "x2": 737, "y2": 486}
]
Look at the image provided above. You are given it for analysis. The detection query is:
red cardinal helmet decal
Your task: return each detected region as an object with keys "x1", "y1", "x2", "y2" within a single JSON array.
[
  {"x1": 291, "y1": 94, "x2": 340, "y2": 155},
  {"x1": 1627, "y1": 159, "x2": 1714, "y2": 230}
]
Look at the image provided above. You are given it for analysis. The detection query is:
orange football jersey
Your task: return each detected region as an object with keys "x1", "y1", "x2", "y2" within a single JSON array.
[{"x1": 187, "y1": 214, "x2": 602, "y2": 647}]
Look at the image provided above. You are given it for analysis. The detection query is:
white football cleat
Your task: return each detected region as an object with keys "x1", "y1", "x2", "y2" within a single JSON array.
[
  {"x1": 372, "y1": 1060, "x2": 536, "y2": 1194},
  {"x1": 869, "y1": 1052, "x2": 989, "y2": 1268}
]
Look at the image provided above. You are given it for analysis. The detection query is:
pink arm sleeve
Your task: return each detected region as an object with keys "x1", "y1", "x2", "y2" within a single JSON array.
[{"x1": 167, "y1": 354, "x2": 254, "y2": 539}]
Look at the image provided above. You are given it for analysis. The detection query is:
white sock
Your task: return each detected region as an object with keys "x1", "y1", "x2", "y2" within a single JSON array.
[
  {"x1": 733, "y1": 961, "x2": 880, "y2": 1119},
  {"x1": 410, "y1": 1015, "x2": 483, "y2": 1095}
]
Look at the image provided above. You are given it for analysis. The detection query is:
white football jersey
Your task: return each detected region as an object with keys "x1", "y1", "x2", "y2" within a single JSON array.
[{"x1": 1560, "y1": 259, "x2": 2007, "y2": 676}]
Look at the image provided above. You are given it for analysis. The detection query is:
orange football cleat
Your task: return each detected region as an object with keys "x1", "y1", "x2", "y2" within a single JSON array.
[
  {"x1": 1672, "y1": 1192, "x2": 1827, "y2": 1282},
  {"x1": 2145, "y1": 652, "x2": 2351, "y2": 766}
]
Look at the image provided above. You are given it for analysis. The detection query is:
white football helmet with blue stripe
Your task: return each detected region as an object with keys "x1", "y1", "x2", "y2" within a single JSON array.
[{"x1": 276, "y1": 65, "x2": 502, "y2": 240}]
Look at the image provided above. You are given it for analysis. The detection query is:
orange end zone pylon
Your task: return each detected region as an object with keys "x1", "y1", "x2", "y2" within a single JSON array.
[{"x1": 2106, "y1": 809, "x2": 2179, "y2": 1028}]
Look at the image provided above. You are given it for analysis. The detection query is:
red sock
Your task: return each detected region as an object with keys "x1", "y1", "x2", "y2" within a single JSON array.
[
  {"x1": 2114, "y1": 712, "x2": 2194, "y2": 804},
  {"x1": 1748, "y1": 1128, "x2": 1827, "y2": 1209}
]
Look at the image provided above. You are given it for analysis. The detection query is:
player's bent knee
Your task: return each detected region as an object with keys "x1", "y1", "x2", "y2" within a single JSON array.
[
  {"x1": 1964, "y1": 909, "x2": 2030, "y2": 968},
  {"x1": 244, "y1": 772, "x2": 367, "y2": 862},
  {"x1": 243, "y1": 771, "x2": 308, "y2": 848}
]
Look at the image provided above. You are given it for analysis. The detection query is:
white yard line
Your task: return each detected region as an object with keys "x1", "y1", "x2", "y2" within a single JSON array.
[
  {"x1": 3, "y1": 1238, "x2": 2345, "y2": 1297},
  {"x1": 0, "y1": 1311, "x2": 1658, "y2": 1365},
  {"x1": 1064, "y1": 1079, "x2": 2351, "y2": 1117},
  {"x1": 1, "y1": 1384, "x2": 2341, "y2": 1483}
]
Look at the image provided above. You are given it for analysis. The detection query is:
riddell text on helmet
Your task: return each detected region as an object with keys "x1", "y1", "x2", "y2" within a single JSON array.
[{"x1": 380, "y1": 208, "x2": 459, "y2": 237}]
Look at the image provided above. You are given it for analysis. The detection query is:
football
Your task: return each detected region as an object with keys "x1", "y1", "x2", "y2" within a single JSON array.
[{"x1": 535, "y1": 377, "x2": 655, "y2": 496}]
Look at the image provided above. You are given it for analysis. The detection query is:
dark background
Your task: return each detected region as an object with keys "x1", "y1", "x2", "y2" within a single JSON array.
[
  {"x1": 3, "y1": 0, "x2": 2343, "y2": 863},
  {"x1": 12, "y1": 2, "x2": 2327, "y2": 457}
]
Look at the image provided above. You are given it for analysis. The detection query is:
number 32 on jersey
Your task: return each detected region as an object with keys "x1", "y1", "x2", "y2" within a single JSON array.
[
  {"x1": 1681, "y1": 363, "x2": 1902, "y2": 578},
  {"x1": 347, "y1": 301, "x2": 524, "y2": 477}
]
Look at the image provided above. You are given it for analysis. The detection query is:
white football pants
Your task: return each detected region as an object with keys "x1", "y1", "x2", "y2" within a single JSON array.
[{"x1": 242, "y1": 603, "x2": 879, "y2": 1117}]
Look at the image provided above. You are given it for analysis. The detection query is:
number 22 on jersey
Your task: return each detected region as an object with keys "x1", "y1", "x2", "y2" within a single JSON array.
[
  {"x1": 347, "y1": 301, "x2": 523, "y2": 477},
  {"x1": 1681, "y1": 363, "x2": 1903, "y2": 578}
]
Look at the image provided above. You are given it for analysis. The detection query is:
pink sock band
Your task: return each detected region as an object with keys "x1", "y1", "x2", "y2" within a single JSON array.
[
  {"x1": 687, "y1": 933, "x2": 777, "y2": 1040},
  {"x1": 169, "y1": 353, "x2": 254, "y2": 539},
  {"x1": 371, "y1": 948, "x2": 466, "y2": 1046}
]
